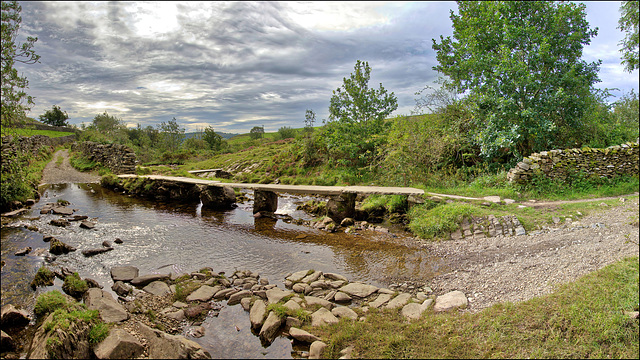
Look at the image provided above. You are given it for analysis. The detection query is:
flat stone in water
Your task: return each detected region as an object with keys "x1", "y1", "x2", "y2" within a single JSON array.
[{"x1": 111, "y1": 266, "x2": 139, "y2": 282}]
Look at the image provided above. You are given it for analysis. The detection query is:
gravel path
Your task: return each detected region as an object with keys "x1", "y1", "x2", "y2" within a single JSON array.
[
  {"x1": 40, "y1": 149, "x2": 101, "y2": 185},
  {"x1": 420, "y1": 196, "x2": 639, "y2": 312}
]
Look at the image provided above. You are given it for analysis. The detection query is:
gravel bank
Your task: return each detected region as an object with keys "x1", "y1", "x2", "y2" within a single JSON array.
[{"x1": 421, "y1": 197, "x2": 639, "y2": 312}]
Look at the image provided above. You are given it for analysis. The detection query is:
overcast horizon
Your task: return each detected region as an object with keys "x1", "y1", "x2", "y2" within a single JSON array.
[{"x1": 14, "y1": 1, "x2": 639, "y2": 134}]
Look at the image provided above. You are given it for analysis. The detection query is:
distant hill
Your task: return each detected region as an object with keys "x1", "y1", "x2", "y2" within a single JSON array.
[{"x1": 184, "y1": 131, "x2": 239, "y2": 140}]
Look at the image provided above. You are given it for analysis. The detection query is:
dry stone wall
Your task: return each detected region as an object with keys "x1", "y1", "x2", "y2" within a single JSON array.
[
  {"x1": 72, "y1": 141, "x2": 137, "y2": 174},
  {"x1": 1, "y1": 135, "x2": 76, "y2": 169},
  {"x1": 507, "y1": 142, "x2": 639, "y2": 184}
]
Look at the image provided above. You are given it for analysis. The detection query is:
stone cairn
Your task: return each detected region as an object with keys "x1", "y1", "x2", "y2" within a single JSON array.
[
  {"x1": 507, "y1": 142, "x2": 639, "y2": 184},
  {"x1": 72, "y1": 141, "x2": 137, "y2": 174}
]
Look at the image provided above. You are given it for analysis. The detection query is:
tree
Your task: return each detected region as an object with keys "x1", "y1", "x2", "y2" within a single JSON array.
[
  {"x1": 1, "y1": 0, "x2": 40, "y2": 127},
  {"x1": 249, "y1": 125, "x2": 264, "y2": 140},
  {"x1": 203, "y1": 126, "x2": 223, "y2": 151},
  {"x1": 158, "y1": 117, "x2": 185, "y2": 152},
  {"x1": 324, "y1": 60, "x2": 398, "y2": 167},
  {"x1": 618, "y1": 1, "x2": 639, "y2": 72},
  {"x1": 304, "y1": 109, "x2": 316, "y2": 132},
  {"x1": 432, "y1": 1, "x2": 601, "y2": 160},
  {"x1": 39, "y1": 105, "x2": 69, "y2": 127}
]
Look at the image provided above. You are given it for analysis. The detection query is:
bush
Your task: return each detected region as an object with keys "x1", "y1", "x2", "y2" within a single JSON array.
[{"x1": 277, "y1": 126, "x2": 296, "y2": 140}]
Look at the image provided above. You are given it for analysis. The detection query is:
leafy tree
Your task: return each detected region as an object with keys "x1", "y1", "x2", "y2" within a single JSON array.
[
  {"x1": 325, "y1": 60, "x2": 398, "y2": 167},
  {"x1": 203, "y1": 126, "x2": 223, "y2": 151},
  {"x1": 304, "y1": 109, "x2": 316, "y2": 132},
  {"x1": 249, "y1": 125, "x2": 264, "y2": 140},
  {"x1": 158, "y1": 117, "x2": 184, "y2": 152},
  {"x1": 618, "y1": 1, "x2": 639, "y2": 72},
  {"x1": 39, "y1": 105, "x2": 69, "y2": 127},
  {"x1": 277, "y1": 126, "x2": 295, "y2": 140},
  {"x1": 432, "y1": 1, "x2": 601, "y2": 160},
  {"x1": 1, "y1": 0, "x2": 40, "y2": 127}
]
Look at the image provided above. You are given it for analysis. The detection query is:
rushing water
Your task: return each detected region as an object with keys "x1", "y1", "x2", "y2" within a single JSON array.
[{"x1": 1, "y1": 182, "x2": 446, "y2": 358}]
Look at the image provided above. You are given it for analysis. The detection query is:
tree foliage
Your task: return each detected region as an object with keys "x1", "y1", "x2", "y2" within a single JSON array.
[
  {"x1": 158, "y1": 117, "x2": 185, "y2": 152},
  {"x1": 39, "y1": 105, "x2": 69, "y2": 127},
  {"x1": 1, "y1": 0, "x2": 40, "y2": 127},
  {"x1": 432, "y1": 1, "x2": 601, "y2": 160},
  {"x1": 203, "y1": 126, "x2": 223, "y2": 151},
  {"x1": 618, "y1": 0, "x2": 639, "y2": 72},
  {"x1": 324, "y1": 60, "x2": 398, "y2": 167},
  {"x1": 249, "y1": 125, "x2": 264, "y2": 140}
]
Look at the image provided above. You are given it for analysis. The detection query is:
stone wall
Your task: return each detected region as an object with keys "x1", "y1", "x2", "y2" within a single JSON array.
[
  {"x1": 1, "y1": 135, "x2": 77, "y2": 170},
  {"x1": 72, "y1": 141, "x2": 137, "y2": 175},
  {"x1": 10, "y1": 121, "x2": 80, "y2": 134},
  {"x1": 507, "y1": 142, "x2": 639, "y2": 184}
]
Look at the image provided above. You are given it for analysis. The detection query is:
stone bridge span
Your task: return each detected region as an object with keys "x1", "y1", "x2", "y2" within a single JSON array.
[{"x1": 117, "y1": 174, "x2": 425, "y2": 222}]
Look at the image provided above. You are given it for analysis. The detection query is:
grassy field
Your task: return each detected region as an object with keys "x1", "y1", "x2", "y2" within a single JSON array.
[
  {"x1": 1, "y1": 127, "x2": 76, "y2": 138},
  {"x1": 305, "y1": 257, "x2": 639, "y2": 359}
]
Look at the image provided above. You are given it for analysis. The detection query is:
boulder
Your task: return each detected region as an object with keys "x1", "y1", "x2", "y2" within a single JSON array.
[
  {"x1": 289, "y1": 327, "x2": 321, "y2": 343},
  {"x1": 326, "y1": 192, "x2": 356, "y2": 223},
  {"x1": 137, "y1": 322, "x2": 211, "y2": 359},
  {"x1": 130, "y1": 273, "x2": 169, "y2": 287},
  {"x1": 333, "y1": 292, "x2": 352, "y2": 303},
  {"x1": 94, "y1": 329, "x2": 144, "y2": 359},
  {"x1": 110, "y1": 266, "x2": 139, "y2": 282},
  {"x1": 433, "y1": 290, "x2": 468, "y2": 312},
  {"x1": 309, "y1": 340, "x2": 328, "y2": 359},
  {"x1": 50, "y1": 218, "x2": 70, "y2": 227},
  {"x1": 331, "y1": 306, "x2": 358, "y2": 320},
  {"x1": 310, "y1": 307, "x2": 339, "y2": 327},
  {"x1": 250, "y1": 300, "x2": 268, "y2": 330},
  {"x1": 51, "y1": 206, "x2": 74, "y2": 215},
  {"x1": 143, "y1": 281, "x2": 172, "y2": 296},
  {"x1": 339, "y1": 283, "x2": 379, "y2": 298},
  {"x1": 253, "y1": 190, "x2": 278, "y2": 214},
  {"x1": 200, "y1": 185, "x2": 236, "y2": 210},
  {"x1": 28, "y1": 311, "x2": 92, "y2": 359},
  {"x1": 258, "y1": 312, "x2": 283, "y2": 344},
  {"x1": 83, "y1": 288, "x2": 129, "y2": 323},
  {"x1": 385, "y1": 293, "x2": 411, "y2": 309},
  {"x1": 49, "y1": 238, "x2": 76, "y2": 255},
  {"x1": 79, "y1": 220, "x2": 96, "y2": 229},
  {"x1": 286, "y1": 270, "x2": 311, "y2": 283},
  {"x1": 186, "y1": 285, "x2": 221, "y2": 302},
  {"x1": 111, "y1": 281, "x2": 132, "y2": 297},
  {"x1": 82, "y1": 247, "x2": 113, "y2": 257},
  {"x1": 227, "y1": 290, "x2": 252, "y2": 305},
  {"x1": 14, "y1": 246, "x2": 32, "y2": 256},
  {"x1": 1, "y1": 304, "x2": 31, "y2": 328},
  {"x1": 266, "y1": 288, "x2": 291, "y2": 304},
  {"x1": 401, "y1": 299, "x2": 433, "y2": 321},
  {"x1": 304, "y1": 296, "x2": 333, "y2": 310}
]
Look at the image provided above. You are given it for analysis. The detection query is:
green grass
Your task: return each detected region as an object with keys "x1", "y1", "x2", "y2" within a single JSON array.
[
  {"x1": 307, "y1": 257, "x2": 639, "y2": 359},
  {"x1": 1, "y1": 127, "x2": 76, "y2": 138},
  {"x1": 34, "y1": 290, "x2": 69, "y2": 317}
]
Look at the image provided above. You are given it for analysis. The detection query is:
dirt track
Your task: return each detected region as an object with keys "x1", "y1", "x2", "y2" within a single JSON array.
[{"x1": 40, "y1": 149, "x2": 100, "y2": 185}]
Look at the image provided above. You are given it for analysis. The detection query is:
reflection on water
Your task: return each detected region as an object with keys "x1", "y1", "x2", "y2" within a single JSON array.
[{"x1": 1, "y1": 182, "x2": 445, "y2": 358}]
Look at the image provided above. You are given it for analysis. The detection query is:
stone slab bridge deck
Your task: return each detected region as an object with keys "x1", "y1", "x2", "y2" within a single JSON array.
[{"x1": 117, "y1": 174, "x2": 425, "y2": 221}]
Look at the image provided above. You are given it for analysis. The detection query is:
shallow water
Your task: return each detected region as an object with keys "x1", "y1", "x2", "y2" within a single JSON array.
[{"x1": 1, "y1": 182, "x2": 446, "y2": 358}]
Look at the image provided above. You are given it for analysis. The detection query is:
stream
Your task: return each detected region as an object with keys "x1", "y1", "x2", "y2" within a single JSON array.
[{"x1": 1, "y1": 182, "x2": 446, "y2": 358}]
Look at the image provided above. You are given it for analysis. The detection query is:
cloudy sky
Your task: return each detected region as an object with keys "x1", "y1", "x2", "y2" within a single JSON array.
[{"x1": 14, "y1": 1, "x2": 639, "y2": 133}]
